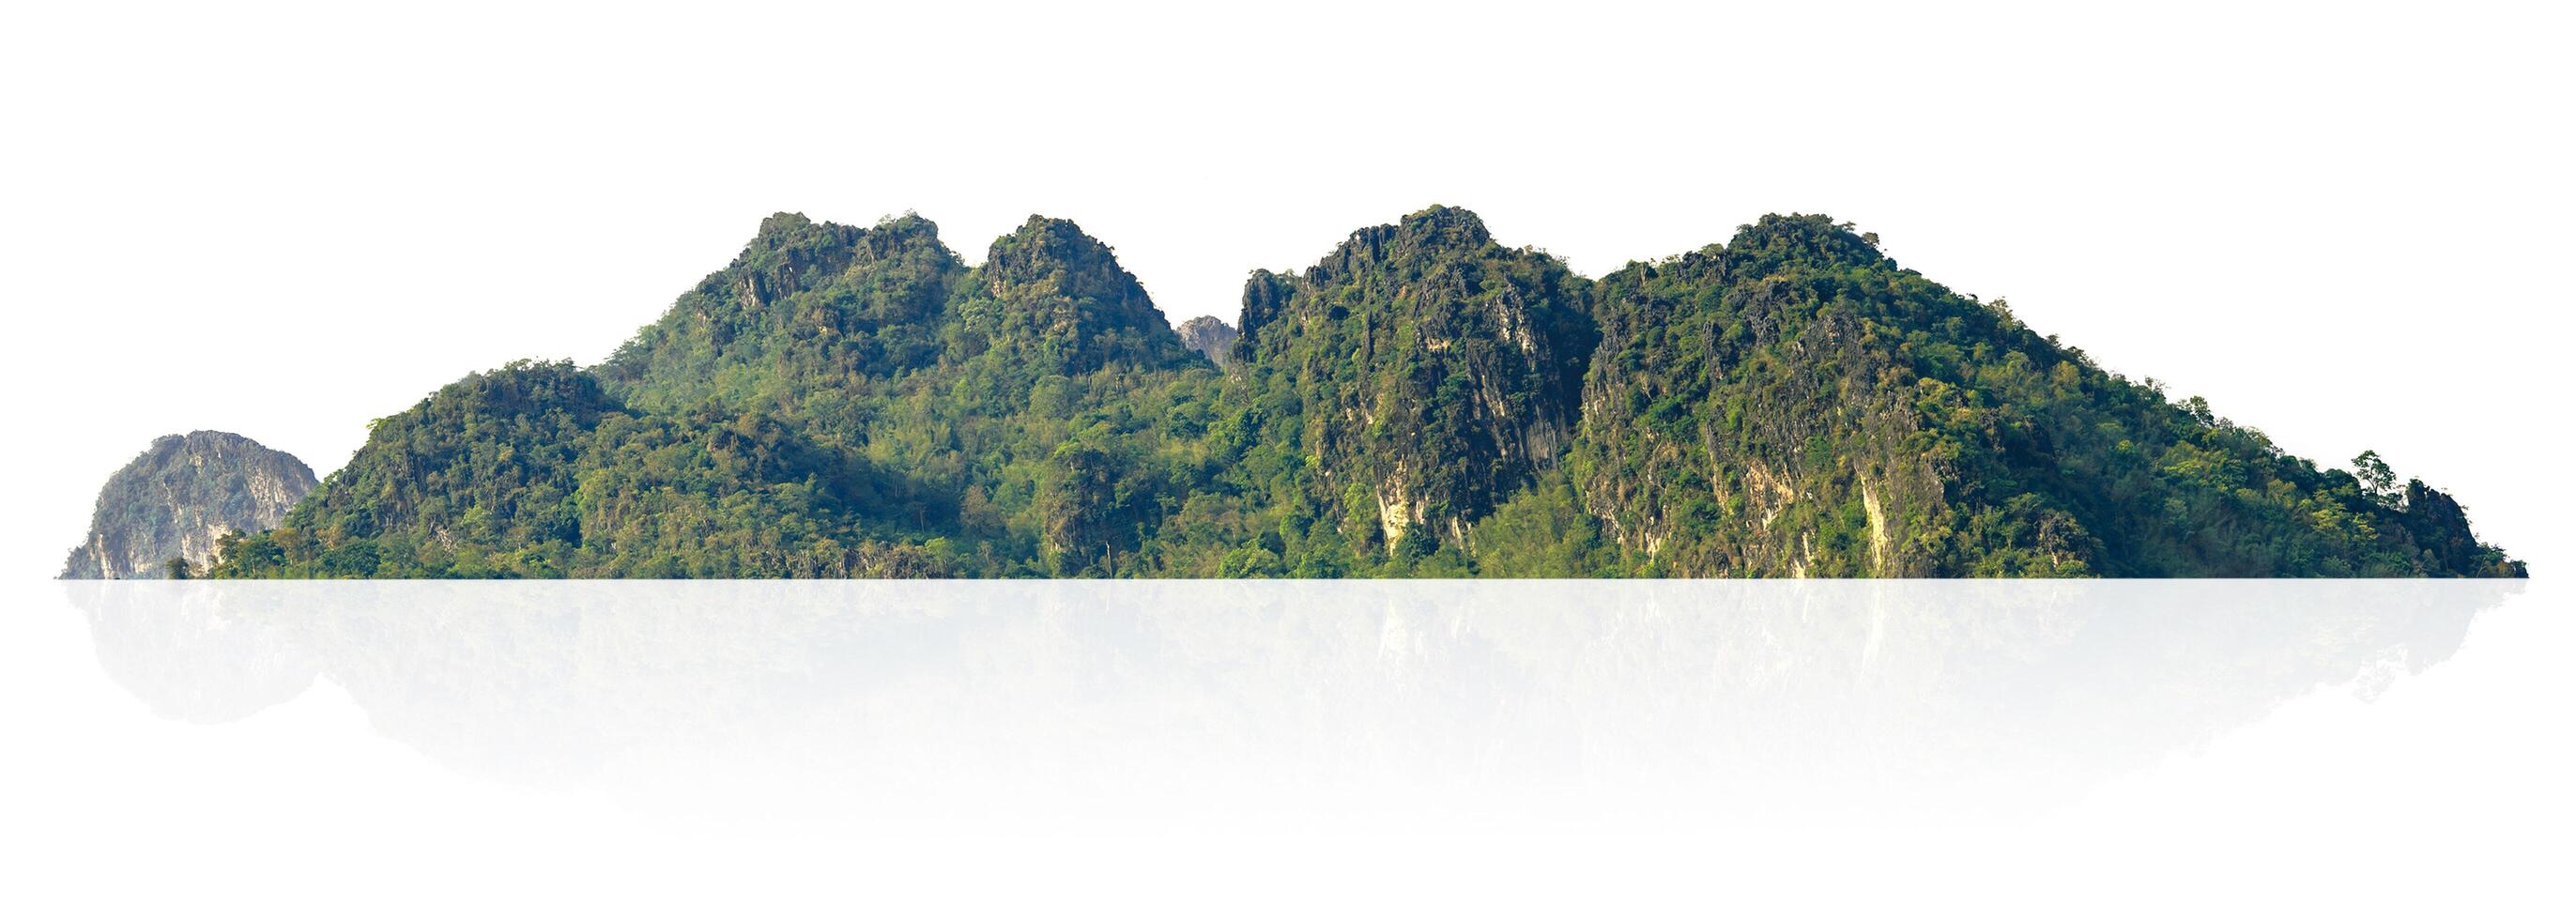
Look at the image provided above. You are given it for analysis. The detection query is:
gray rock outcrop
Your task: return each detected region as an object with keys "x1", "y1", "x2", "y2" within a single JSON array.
[
  {"x1": 1174, "y1": 314, "x2": 1239, "y2": 367},
  {"x1": 62, "y1": 431, "x2": 317, "y2": 578}
]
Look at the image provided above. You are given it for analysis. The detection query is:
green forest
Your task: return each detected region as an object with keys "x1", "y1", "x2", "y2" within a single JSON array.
[{"x1": 207, "y1": 207, "x2": 2524, "y2": 578}]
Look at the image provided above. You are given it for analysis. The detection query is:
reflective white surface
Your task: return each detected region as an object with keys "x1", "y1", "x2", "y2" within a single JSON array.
[{"x1": 5, "y1": 579, "x2": 2568, "y2": 916}]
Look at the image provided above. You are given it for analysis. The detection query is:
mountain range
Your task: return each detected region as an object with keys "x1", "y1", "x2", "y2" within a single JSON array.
[{"x1": 190, "y1": 207, "x2": 2520, "y2": 578}]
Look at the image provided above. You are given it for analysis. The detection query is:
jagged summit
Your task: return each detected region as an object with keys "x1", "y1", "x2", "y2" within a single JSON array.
[
  {"x1": 1724, "y1": 213, "x2": 1891, "y2": 268},
  {"x1": 960, "y1": 215, "x2": 1202, "y2": 375},
  {"x1": 1300, "y1": 204, "x2": 1496, "y2": 286},
  {"x1": 757, "y1": 210, "x2": 811, "y2": 236},
  {"x1": 601, "y1": 210, "x2": 964, "y2": 409},
  {"x1": 1241, "y1": 205, "x2": 1532, "y2": 346},
  {"x1": 986, "y1": 216, "x2": 1120, "y2": 274},
  {"x1": 720, "y1": 212, "x2": 953, "y2": 310},
  {"x1": 1234, "y1": 205, "x2": 1597, "y2": 548},
  {"x1": 1387, "y1": 204, "x2": 1493, "y2": 247},
  {"x1": 979, "y1": 216, "x2": 1150, "y2": 312}
]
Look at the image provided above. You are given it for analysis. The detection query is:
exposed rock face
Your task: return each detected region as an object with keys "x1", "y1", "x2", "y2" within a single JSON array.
[
  {"x1": 960, "y1": 215, "x2": 1204, "y2": 375},
  {"x1": 1235, "y1": 206, "x2": 1597, "y2": 548},
  {"x1": 1174, "y1": 315, "x2": 1239, "y2": 368},
  {"x1": 63, "y1": 432, "x2": 316, "y2": 578},
  {"x1": 1574, "y1": 231, "x2": 1957, "y2": 577}
]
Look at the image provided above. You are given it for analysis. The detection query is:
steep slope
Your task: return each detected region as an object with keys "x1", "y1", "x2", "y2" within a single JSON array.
[
  {"x1": 952, "y1": 216, "x2": 1205, "y2": 376},
  {"x1": 1568, "y1": 215, "x2": 2522, "y2": 577},
  {"x1": 64, "y1": 431, "x2": 315, "y2": 578},
  {"x1": 1570, "y1": 218, "x2": 1984, "y2": 576},
  {"x1": 1234, "y1": 206, "x2": 1596, "y2": 550},
  {"x1": 599, "y1": 211, "x2": 965, "y2": 415}
]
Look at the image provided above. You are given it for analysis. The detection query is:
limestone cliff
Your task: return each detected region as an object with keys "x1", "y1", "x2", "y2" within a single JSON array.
[
  {"x1": 1174, "y1": 315, "x2": 1239, "y2": 368},
  {"x1": 63, "y1": 432, "x2": 316, "y2": 578},
  {"x1": 1574, "y1": 226, "x2": 1959, "y2": 577},
  {"x1": 1234, "y1": 206, "x2": 1597, "y2": 549}
]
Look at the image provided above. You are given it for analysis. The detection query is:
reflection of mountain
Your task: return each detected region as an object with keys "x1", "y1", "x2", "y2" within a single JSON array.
[
  {"x1": 68, "y1": 581, "x2": 2517, "y2": 828},
  {"x1": 74, "y1": 582, "x2": 319, "y2": 723}
]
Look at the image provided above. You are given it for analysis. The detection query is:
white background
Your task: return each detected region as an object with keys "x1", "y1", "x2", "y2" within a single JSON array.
[
  {"x1": 2, "y1": 5, "x2": 2572, "y2": 914},
  {"x1": 3, "y1": 0, "x2": 2568, "y2": 575},
  {"x1": 6, "y1": 579, "x2": 2568, "y2": 917}
]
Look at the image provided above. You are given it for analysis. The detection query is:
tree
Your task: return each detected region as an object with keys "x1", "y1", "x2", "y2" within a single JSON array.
[{"x1": 2353, "y1": 450, "x2": 2398, "y2": 505}]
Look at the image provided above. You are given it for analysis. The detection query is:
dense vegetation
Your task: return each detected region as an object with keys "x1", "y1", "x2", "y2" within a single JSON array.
[{"x1": 208, "y1": 207, "x2": 2523, "y2": 578}]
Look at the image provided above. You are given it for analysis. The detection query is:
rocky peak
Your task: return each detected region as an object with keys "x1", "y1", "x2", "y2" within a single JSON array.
[
  {"x1": 723, "y1": 212, "x2": 955, "y2": 313},
  {"x1": 599, "y1": 212, "x2": 963, "y2": 406},
  {"x1": 1234, "y1": 207, "x2": 1597, "y2": 549},
  {"x1": 726, "y1": 213, "x2": 866, "y2": 311},
  {"x1": 983, "y1": 216, "x2": 1148, "y2": 305},
  {"x1": 757, "y1": 210, "x2": 813, "y2": 238},
  {"x1": 963, "y1": 216, "x2": 1200, "y2": 374},
  {"x1": 1394, "y1": 204, "x2": 1493, "y2": 246},
  {"x1": 1174, "y1": 315, "x2": 1239, "y2": 367},
  {"x1": 63, "y1": 431, "x2": 316, "y2": 578},
  {"x1": 1294, "y1": 205, "x2": 1499, "y2": 292},
  {"x1": 1724, "y1": 213, "x2": 1891, "y2": 276}
]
